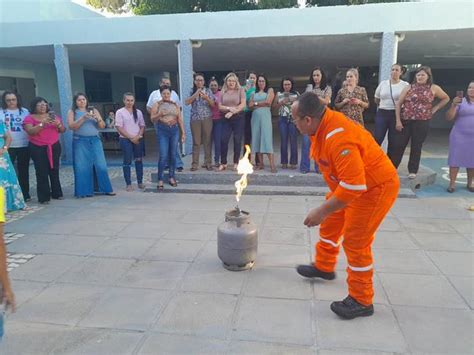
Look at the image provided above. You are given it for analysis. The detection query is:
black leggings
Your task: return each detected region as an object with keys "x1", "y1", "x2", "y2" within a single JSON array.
[{"x1": 29, "y1": 142, "x2": 63, "y2": 203}]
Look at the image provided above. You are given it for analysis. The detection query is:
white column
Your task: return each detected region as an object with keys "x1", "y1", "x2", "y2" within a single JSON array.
[
  {"x1": 53, "y1": 44, "x2": 73, "y2": 163},
  {"x1": 177, "y1": 40, "x2": 193, "y2": 155},
  {"x1": 378, "y1": 32, "x2": 401, "y2": 83}
]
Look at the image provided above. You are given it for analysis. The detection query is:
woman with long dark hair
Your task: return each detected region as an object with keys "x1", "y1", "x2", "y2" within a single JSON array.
[
  {"x1": 115, "y1": 92, "x2": 145, "y2": 191},
  {"x1": 1, "y1": 91, "x2": 31, "y2": 201},
  {"x1": 66, "y1": 93, "x2": 115, "y2": 198},
  {"x1": 23, "y1": 97, "x2": 65, "y2": 204},
  {"x1": 446, "y1": 81, "x2": 474, "y2": 193},
  {"x1": 185, "y1": 73, "x2": 215, "y2": 171},
  {"x1": 392, "y1": 66, "x2": 449, "y2": 179},
  {"x1": 301, "y1": 67, "x2": 332, "y2": 174},
  {"x1": 273, "y1": 77, "x2": 299, "y2": 169},
  {"x1": 249, "y1": 74, "x2": 276, "y2": 172}
]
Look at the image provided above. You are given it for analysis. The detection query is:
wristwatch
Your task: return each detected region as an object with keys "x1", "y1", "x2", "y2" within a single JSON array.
[
  {"x1": 255, "y1": 102, "x2": 258, "y2": 106},
  {"x1": 39, "y1": 123, "x2": 44, "y2": 127}
]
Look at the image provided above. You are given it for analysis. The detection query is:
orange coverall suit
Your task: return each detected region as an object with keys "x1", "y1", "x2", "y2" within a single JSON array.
[{"x1": 310, "y1": 108, "x2": 400, "y2": 306}]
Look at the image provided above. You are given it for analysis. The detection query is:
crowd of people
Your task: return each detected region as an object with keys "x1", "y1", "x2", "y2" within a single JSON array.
[{"x1": 0, "y1": 65, "x2": 472, "y2": 210}]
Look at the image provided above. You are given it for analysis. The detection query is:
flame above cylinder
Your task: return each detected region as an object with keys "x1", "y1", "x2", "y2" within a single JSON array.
[{"x1": 234, "y1": 145, "x2": 254, "y2": 202}]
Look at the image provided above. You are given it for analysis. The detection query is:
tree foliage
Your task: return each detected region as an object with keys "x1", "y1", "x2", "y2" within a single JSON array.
[{"x1": 87, "y1": 0, "x2": 405, "y2": 14}]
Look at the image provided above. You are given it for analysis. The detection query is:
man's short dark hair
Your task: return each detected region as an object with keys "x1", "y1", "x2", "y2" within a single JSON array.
[{"x1": 295, "y1": 92, "x2": 326, "y2": 120}]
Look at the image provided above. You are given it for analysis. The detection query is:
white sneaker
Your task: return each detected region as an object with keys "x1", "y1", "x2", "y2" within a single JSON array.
[{"x1": 408, "y1": 173, "x2": 417, "y2": 179}]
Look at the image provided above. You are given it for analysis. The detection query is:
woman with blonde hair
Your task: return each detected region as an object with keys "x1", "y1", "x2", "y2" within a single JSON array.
[
  {"x1": 334, "y1": 68, "x2": 369, "y2": 125},
  {"x1": 218, "y1": 72, "x2": 246, "y2": 171}
]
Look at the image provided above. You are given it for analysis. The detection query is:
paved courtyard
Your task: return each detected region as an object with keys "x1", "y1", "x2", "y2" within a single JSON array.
[{"x1": 1, "y1": 172, "x2": 473, "y2": 354}]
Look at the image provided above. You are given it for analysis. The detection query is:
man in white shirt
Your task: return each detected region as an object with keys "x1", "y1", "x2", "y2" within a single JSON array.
[{"x1": 147, "y1": 77, "x2": 184, "y2": 170}]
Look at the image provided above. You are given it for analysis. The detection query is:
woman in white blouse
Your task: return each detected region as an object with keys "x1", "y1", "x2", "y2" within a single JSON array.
[{"x1": 374, "y1": 64, "x2": 409, "y2": 160}]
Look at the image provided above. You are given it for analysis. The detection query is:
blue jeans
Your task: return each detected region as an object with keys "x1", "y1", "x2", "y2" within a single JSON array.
[
  {"x1": 300, "y1": 135, "x2": 319, "y2": 173},
  {"x1": 220, "y1": 113, "x2": 244, "y2": 165},
  {"x1": 212, "y1": 119, "x2": 223, "y2": 165},
  {"x1": 374, "y1": 109, "x2": 397, "y2": 157},
  {"x1": 119, "y1": 137, "x2": 144, "y2": 186},
  {"x1": 73, "y1": 135, "x2": 113, "y2": 197},
  {"x1": 156, "y1": 123, "x2": 179, "y2": 181},
  {"x1": 279, "y1": 116, "x2": 298, "y2": 165}
]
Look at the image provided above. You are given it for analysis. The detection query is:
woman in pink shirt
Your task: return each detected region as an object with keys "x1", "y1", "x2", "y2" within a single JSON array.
[
  {"x1": 23, "y1": 97, "x2": 66, "y2": 204},
  {"x1": 115, "y1": 92, "x2": 145, "y2": 192},
  {"x1": 209, "y1": 78, "x2": 223, "y2": 167}
]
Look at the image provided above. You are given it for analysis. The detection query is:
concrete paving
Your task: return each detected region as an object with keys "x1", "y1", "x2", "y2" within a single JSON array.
[{"x1": 1, "y1": 171, "x2": 472, "y2": 354}]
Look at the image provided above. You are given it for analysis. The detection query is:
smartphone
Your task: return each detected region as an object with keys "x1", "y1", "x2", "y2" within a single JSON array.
[
  {"x1": 306, "y1": 84, "x2": 313, "y2": 92},
  {"x1": 48, "y1": 110, "x2": 56, "y2": 121},
  {"x1": 246, "y1": 79, "x2": 251, "y2": 87},
  {"x1": 87, "y1": 105, "x2": 95, "y2": 115},
  {"x1": 456, "y1": 91, "x2": 464, "y2": 99}
]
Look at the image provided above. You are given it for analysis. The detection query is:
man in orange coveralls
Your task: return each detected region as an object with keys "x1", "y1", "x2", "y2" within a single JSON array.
[{"x1": 291, "y1": 92, "x2": 399, "y2": 319}]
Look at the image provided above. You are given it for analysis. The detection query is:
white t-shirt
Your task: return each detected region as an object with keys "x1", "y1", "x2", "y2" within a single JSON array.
[
  {"x1": 146, "y1": 89, "x2": 181, "y2": 109},
  {"x1": 374, "y1": 80, "x2": 409, "y2": 110},
  {"x1": 0, "y1": 108, "x2": 30, "y2": 148}
]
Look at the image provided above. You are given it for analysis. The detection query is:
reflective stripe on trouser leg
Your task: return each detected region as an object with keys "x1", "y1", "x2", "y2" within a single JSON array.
[
  {"x1": 343, "y1": 176, "x2": 400, "y2": 306},
  {"x1": 315, "y1": 208, "x2": 344, "y2": 273}
]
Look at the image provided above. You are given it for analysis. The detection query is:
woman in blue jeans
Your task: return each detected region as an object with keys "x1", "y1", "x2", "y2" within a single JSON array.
[
  {"x1": 301, "y1": 67, "x2": 332, "y2": 174},
  {"x1": 67, "y1": 93, "x2": 115, "y2": 198},
  {"x1": 151, "y1": 86, "x2": 186, "y2": 191},
  {"x1": 273, "y1": 77, "x2": 299, "y2": 169},
  {"x1": 115, "y1": 93, "x2": 146, "y2": 191}
]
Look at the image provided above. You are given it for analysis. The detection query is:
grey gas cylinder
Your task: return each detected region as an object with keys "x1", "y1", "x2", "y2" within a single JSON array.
[{"x1": 217, "y1": 208, "x2": 258, "y2": 271}]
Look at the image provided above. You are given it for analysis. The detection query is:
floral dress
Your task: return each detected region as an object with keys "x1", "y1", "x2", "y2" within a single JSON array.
[
  {"x1": 335, "y1": 86, "x2": 369, "y2": 125},
  {"x1": 0, "y1": 121, "x2": 25, "y2": 211}
]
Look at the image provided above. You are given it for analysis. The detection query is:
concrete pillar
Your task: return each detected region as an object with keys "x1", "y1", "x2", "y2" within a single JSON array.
[
  {"x1": 53, "y1": 44, "x2": 73, "y2": 163},
  {"x1": 177, "y1": 40, "x2": 193, "y2": 155},
  {"x1": 378, "y1": 32, "x2": 401, "y2": 83}
]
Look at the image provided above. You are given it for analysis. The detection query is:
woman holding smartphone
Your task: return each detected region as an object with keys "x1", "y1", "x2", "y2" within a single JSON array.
[
  {"x1": 67, "y1": 93, "x2": 115, "y2": 198},
  {"x1": 23, "y1": 97, "x2": 65, "y2": 204},
  {"x1": 301, "y1": 67, "x2": 332, "y2": 174},
  {"x1": 273, "y1": 77, "x2": 299, "y2": 169},
  {"x1": 334, "y1": 68, "x2": 369, "y2": 125},
  {"x1": 185, "y1": 73, "x2": 215, "y2": 171},
  {"x1": 446, "y1": 81, "x2": 474, "y2": 192}
]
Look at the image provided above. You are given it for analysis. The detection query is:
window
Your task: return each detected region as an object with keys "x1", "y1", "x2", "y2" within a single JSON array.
[
  {"x1": 84, "y1": 70, "x2": 112, "y2": 102},
  {"x1": 134, "y1": 76, "x2": 148, "y2": 102}
]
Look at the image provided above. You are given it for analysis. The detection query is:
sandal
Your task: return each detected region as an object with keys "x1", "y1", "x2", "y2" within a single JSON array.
[
  {"x1": 105, "y1": 192, "x2": 117, "y2": 196},
  {"x1": 218, "y1": 164, "x2": 227, "y2": 171},
  {"x1": 447, "y1": 187, "x2": 455, "y2": 193},
  {"x1": 190, "y1": 166, "x2": 198, "y2": 171},
  {"x1": 169, "y1": 179, "x2": 178, "y2": 187},
  {"x1": 157, "y1": 181, "x2": 164, "y2": 192}
]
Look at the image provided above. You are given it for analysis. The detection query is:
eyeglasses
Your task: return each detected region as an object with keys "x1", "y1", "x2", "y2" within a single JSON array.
[
  {"x1": 36, "y1": 102, "x2": 48, "y2": 106},
  {"x1": 195, "y1": 79, "x2": 204, "y2": 82}
]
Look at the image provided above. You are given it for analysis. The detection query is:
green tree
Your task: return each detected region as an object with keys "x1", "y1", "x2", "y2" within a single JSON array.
[
  {"x1": 305, "y1": 0, "x2": 406, "y2": 6},
  {"x1": 86, "y1": 0, "x2": 128, "y2": 13},
  {"x1": 258, "y1": 0, "x2": 298, "y2": 9}
]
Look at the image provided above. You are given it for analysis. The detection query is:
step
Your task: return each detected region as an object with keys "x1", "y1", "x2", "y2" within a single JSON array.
[
  {"x1": 144, "y1": 183, "x2": 416, "y2": 198},
  {"x1": 150, "y1": 164, "x2": 436, "y2": 191}
]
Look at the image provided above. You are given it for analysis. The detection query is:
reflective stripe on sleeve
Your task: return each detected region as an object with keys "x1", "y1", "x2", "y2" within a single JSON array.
[
  {"x1": 319, "y1": 237, "x2": 343, "y2": 247},
  {"x1": 325, "y1": 127, "x2": 344, "y2": 140},
  {"x1": 348, "y1": 264, "x2": 373, "y2": 272},
  {"x1": 339, "y1": 181, "x2": 367, "y2": 191}
]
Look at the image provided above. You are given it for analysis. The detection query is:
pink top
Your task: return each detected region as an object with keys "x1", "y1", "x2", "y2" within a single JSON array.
[
  {"x1": 23, "y1": 115, "x2": 61, "y2": 169},
  {"x1": 211, "y1": 90, "x2": 222, "y2": 119},
  {"x1": 115, "y1": 107, "x2": 145, "y2": 138}
]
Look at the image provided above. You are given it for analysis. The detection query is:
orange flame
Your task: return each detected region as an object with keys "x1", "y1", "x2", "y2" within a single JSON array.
[{"x1": 235, "y1": 145, "x2": 254, "y2": 202}]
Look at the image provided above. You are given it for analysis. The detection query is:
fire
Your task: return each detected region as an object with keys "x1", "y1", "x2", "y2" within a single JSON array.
[{"x1": 234, "y1": 145, "x2": 254, "y2": 202}]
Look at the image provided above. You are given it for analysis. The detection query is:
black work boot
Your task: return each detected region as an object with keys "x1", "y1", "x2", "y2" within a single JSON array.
[
  {"x1": 296, "y1": 265, "x2": 336, "y2": 280},
  {"x1": 330, "y1": 295, "x2": 374, "y2": 319}
]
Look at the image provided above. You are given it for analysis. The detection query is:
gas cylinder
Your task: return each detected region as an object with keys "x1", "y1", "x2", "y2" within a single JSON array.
[{"x1": 217, "y1": 208, "x2": 258, "y2": 271}]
